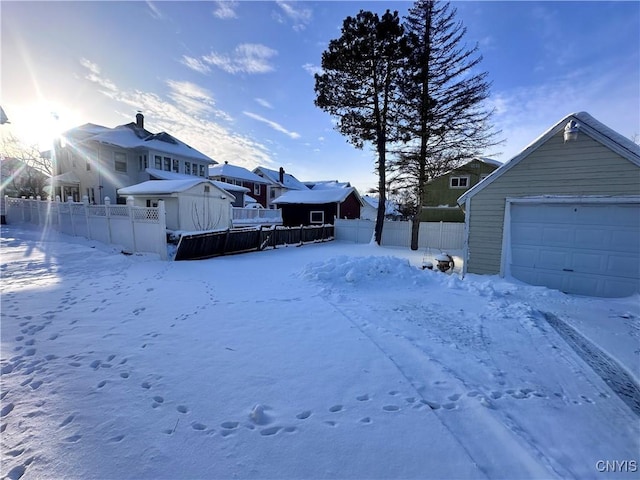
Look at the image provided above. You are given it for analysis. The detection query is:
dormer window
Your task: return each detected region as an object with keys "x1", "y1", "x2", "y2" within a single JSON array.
[{"x1": 450, "y1": 176, "x2": 469, "y2": 189}]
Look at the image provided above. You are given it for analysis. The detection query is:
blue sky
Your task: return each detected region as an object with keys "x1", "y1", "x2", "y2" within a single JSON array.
[{"x1": 2, "y1": 1, "x2": 639, "y2": 193}]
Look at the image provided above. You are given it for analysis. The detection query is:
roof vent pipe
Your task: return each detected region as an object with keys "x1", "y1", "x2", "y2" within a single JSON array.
[
  {"x1": 564, "y1": 120, "x2": 579, "y2": 142},
  {"x1": 136, "y1": 111, "x2": 144, "y2": 129}
]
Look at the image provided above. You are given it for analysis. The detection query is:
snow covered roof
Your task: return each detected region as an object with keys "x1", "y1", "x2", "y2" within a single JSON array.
[
  {"x1": 253, "y1": 167, "x2": 308, "y2": 190},
  {"x1": 146, "y1": 168, "x2": 249, "y2": 193},
  {"x1": 306, "y1": 180, "x2": 352, "y2": 190},
  {"x1": 63, "y1": 121, "x2": 214, "y2": 163},
  {"x1": 458, "y1": 112, "x2": 640, "y2": 205},
  {"x1": 118, "y1": 179, "x2": 233, "y2": 199},
  {"x1": 475, "y1": 157, "x2": 502, "y2": 168},
  {"x1": 49, "y1": 171, "x2": 81, "y2": 184},
  {"x1": 209, "y1": 163, "x2": 269, "y2": 184},
  {"x1": 428, "y1": 156, "x2": 502, "y2": 184},
  {"x1": 273, "y1": 186, "x2": 363, "y2": 205},
  {"x1": 362, "y1": 195, "x2": 400, "y2": 215}
]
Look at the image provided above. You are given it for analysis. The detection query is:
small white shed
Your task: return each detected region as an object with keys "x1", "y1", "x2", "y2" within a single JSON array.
[{"x1": 118, "y1": 179, "x2": 234, "y2": 232}]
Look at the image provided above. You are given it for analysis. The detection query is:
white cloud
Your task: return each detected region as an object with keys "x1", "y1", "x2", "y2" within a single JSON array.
[
  {"x1": 243, "y1": 111, "x2": 300, "y2": 139},
  {"x1": 255, "y1": 98, "x2": 273, "y2": 109},
  {"x1": 302, "y1": 63, "x2": 322, "y2": 76},
  {"x1": 165, "y1": 80, "x2": 232, "y2": 122},
  {"x1": 145, "y1": 1, "x2": 163, "y2": 20},
  {"x1": 487, "y1": 62, "x2": 640, "y2": 161},
  {"x1": 213, "y1": 1, "x2": 238, "y2": 19},
  {"x1": 203, "y1": 44, "x2": 278, "y2": 74},
  {"x1": 275, "y1": 1, "x2": 312, "y2": 31},
  {"x1": 79, "y1": 58, "x2": 117, "y2": 93},
  {"x1": 180, "y1": 55, "x2": 211, "y2": 75},
  {"x1": 78, "y1": 59, "x2": 275, "y2": 168}
]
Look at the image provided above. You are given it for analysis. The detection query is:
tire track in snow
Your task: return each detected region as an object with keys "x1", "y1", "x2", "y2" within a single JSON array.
[
  {"x1": 543, "y1": 312, "x2": 640, "y2": 417},
  {"x1": 318, "y1": 291, "x2": 563, "y2": 479}
]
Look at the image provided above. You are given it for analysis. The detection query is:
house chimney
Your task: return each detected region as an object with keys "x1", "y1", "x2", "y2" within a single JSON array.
[
  {"x1": 136, "y1": 111, "x2": 144, "y2": 129},
  {"x1": 279, "y1": 167, "x2": 285, "y2": 183}
]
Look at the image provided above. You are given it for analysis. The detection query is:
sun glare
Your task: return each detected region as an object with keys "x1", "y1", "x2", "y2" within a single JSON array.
[{"x1": 2, "y1": 102, "x2": 80, "y2": 152}]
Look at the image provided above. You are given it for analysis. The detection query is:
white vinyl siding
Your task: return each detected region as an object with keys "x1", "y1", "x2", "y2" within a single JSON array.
[{"x1": 466, "y1": 129, "x2": 640, "y2": 275}]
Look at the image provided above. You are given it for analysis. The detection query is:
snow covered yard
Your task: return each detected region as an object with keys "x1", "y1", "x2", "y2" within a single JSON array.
[{"x1": 1, "y1": 224, "x2": 638, "y2": 480}]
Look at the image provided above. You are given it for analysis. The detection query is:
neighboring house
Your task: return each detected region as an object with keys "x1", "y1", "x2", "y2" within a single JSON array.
[
  {"x1": 118, "y1": 179, "x2": 234, "y2": 233},
  {"x1": 208, "y1": 162, "x2": 270, "y2": 207},
  {"x1": 360, "y1": 195, "x2": 401, "y2": 221},
  {"x1": 253, "y1": 166, "x2": 308, "y2": 209},
  {"x1": 457, "y1": 111, "x2": 640, "y2": 298},
  {"x1": 51, "y1": 113, "x2": 215, "y2": 204},
  {"x1": 419, "y1": 157, "x2": 501, "y2": 222},
  {"x1": 273, "y1": 187, "x2": 363, "y2": 226}
]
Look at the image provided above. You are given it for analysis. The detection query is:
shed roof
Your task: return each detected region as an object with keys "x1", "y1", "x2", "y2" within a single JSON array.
[
  {"x1": 146, "y1": 168, "x2": 249, "y2": 193},
  {"x1": 457, "y1": 112, "x2": 640, "y2": 205},
  {"x1": 118, "y1": 179, "x2": 233, "y2": 199},
  {"x1": 273, "y1": 187, "x2": 363, "y2": 205}
]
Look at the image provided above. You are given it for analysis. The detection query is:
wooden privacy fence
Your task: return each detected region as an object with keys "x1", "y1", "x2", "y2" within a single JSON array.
[
  {"x1": 174, "y1": 224, "x2": 334, "y2": 260},
  {"x1": 3, "y1": 196, "x2": 168, "y2": 260},
  {"x1": 334, "y1": 218, "x2": 464, "y2": 250}
]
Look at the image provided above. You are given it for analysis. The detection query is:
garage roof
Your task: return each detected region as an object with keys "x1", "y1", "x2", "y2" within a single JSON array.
[{"x1": 458, "y1": 112, "x2": 640, "y2": 206}]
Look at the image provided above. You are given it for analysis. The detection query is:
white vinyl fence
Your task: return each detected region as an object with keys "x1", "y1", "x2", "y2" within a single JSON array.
[
  {"x1": 4, "y1": 196, "x2": 168, "y2": 260},
  {"x1": 334, "y1": 218, "x2": 464, "y2": 250}
]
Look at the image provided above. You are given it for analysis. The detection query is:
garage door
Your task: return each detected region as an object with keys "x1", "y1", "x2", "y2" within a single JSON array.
[{"x1": 509, "y1": 201, "x2": 640, "y2": 297}]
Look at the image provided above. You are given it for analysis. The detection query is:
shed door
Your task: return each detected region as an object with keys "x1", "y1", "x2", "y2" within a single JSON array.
[{"x1": 509, "y1": 202, "x2": 640, "y2": 297}]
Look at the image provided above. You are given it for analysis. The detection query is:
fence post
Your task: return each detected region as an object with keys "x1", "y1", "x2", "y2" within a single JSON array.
[
  {"x1": 35, "y1": 196, "x2": 42, "y2": 226},
  {"x1": 104, "y1": 197, "x2": 113, "y2": 245},
  {"x1": 66, "y1": 196, "x2": 77, "y2": 236},
  {"x1": 82, "y1": 195, "x2": 92, "y2": 240},
  {"x1": 55, "y1": 196, "x2": 62, "y2": 229},
  {"x1": 157, "y1": 200, "x2": 167, "y2": 260},
  {"x1": 257, "y1": 225, "x2": 263, "y2": 251},
  {"x1": 127, "y1": 196, "x2": 137, "y2": 254},
  {"x1": 222, "y1": 229, "x2": 230, "y2": 255}
]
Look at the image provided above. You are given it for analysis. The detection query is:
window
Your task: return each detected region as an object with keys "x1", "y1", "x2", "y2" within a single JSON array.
[
  {"x1": 86, "y1": 149, "x2": 95, "y2": 171},
  {"x1": 114, "y1": 152, "x2": 127, "y2": 173},
  {"x1": 199, "y1": 165, "x2": 205, "y2": 177},
  {"x1": 155, "y1": 155, "x2": 162, "y2": 169},
  {"x1": 163, "y1": 157, "x2": 171, "y2": 171},
  {"x1": 185, "y1": 162, "x2": 191, "y2": 175},
  {"x1": 86, "y1": 188, "x2": 95, "y2": 204},
  {"x1": 254, "y1": 184, "x2": 261, "y2": 195},
  {"x1": 449, "y1": 176, "x2": 469, "y2": 189},
  {"x1": 139, "y1": 155, "x2": 148, "y2": 171},
  {"x1": 204, "y1": 185, "x2": 210, "y2": 193},
  {"x1": 270, "y1": 188, "x2": 276, "y2": 199},
  {"x1": 172, "y1": 159, "x2": 179, "y2": 173},
  {"x1": 310, "y1": 211, "x2": 324, "y2": 224}
]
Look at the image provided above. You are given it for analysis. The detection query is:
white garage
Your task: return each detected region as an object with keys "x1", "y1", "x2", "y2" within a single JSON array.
[
  {"x1": 458, "y1": 112, "x2": 640, "y2": 298},
  {"x1": 506, "y1": 198, "x2": 640, "y2": 297}
]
